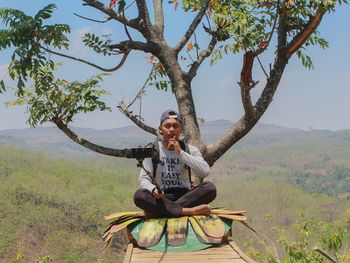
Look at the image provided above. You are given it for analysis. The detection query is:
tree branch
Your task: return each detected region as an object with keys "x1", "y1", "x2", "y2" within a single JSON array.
[
  {"x1": 118, "y1": 101, "x2": 157, "y2": 135},
  {"x1": 285, "y1": 9, "x2": 324, "y2": 59},
  {"x1": 52, "y1": 117, "x2": 136, "y2": 158},
  {"x1": 153, "y1": 0, "x2": 164, "y2": 35},
  {"x1": 174, "y1": 0, "x2": 211, "y2": 53},
  {"x1": 240, "y1": 50, "x2": 255, "y2": 118},
  {"x1": 313, "y1": 247, "x2": 338, "y2": 263},
  {"x1": 83, "y1": 0, "x2": 140, "y2": 30},
  {"x1": 187, "y1": 35, "x2": 217, "y2": 79},
  {"x1": 135, "y1": 0, "x2": 154, "y2": 38},
  {"x1": 193, "y1": 32, "x2": 200, "y2": 60},
  {"x1": 73, "y1": 12, "x2": 112, "y2": 23},
  {"x1": 253, "y1": 47, "x2": 269, "y2": 78},
  {"x1": 205, "y1": 50, "x2": 289, "y2": 166},
  {"x1": 205, "y1": 116, "x2": 258, "y2": 166},
  {"x1": 277, "y1": 5, "x2": 288, "y2": 52},
  {"x1": 127, "y1": 69, "x2": 153, "y2": 108},
  {"x1": 109, "y1": 40, "x2": 153, "y2": 53},
  {"x1": 123, "y1": 21, "x2": 133, "y2": 41},
  {"x1": 39, "y1": 44, "x2": 130, "y2": 72}
]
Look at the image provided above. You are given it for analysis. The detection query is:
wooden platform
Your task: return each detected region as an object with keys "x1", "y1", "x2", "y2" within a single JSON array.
[{"x1": 123, "y1": 241, "x2": 257, "y2": 263}]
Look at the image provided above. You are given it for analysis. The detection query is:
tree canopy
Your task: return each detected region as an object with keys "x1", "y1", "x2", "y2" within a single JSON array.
[{"x1": 0, "y1": 0, "x2": 347, "y2": 165}]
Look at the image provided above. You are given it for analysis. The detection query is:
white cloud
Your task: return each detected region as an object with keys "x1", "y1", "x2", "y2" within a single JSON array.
[
  {"x1": 69, "y1": 27, "x2": 92, "y2": 58},
  {"x1": 67, "y1": 26, "x2": 113, "y2": 60}
]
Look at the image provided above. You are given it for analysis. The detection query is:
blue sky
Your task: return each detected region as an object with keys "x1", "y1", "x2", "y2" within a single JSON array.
[{"x1": 0, "y1": 0, "x2": 349, "y2": 131}]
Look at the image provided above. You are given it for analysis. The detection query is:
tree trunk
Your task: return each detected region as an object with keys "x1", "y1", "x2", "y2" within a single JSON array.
[{"x1": 159, "y1": 48, "x2": 204, "y2": 149}]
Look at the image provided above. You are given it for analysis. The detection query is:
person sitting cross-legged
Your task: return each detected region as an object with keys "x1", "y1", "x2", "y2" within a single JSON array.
[{"x1": 133, "y1": 109, "x2": 217, "y2": 218}]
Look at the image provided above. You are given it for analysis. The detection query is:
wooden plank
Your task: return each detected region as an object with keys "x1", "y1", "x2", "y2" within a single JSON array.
[
  {"x1": 129, "y1": 244, "x2": 251, "y2": 262},
  {"x1": 132, "y1": 251, "x2": 239, "y2": 255},
  {"x1": 131, "y1": 259, "x2": 247, "y2": 263},
  {"x1": 132, "y1": 244, "x2": 235, "y2": 254},
  {"x1": 123, "y1": 243, "x2": 133, "y2": 263},
  {"x1": 132, "y1": 252, "x2": 239, "y2": 256},
  {"x1": 228, "y1": 241, "x2": 257, "y2": 263},
  {"x1": 132, "y1": 256, "x2": 240, "y2": 260},
  {"x1": 132, "y1": 252, "x2": 241, "y2": 258}
]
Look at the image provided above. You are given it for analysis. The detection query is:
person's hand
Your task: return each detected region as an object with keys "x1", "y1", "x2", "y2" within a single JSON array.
[
  {"x1": 168, "y1": 136, "x2": 181, "y2": 155},
  {"x1": 152, "y1": 188, "x2": 164, "y2": 199}
]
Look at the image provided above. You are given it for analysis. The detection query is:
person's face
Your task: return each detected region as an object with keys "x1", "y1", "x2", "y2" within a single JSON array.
[{"x1": 159, "y1": 118, "x2": 181, "y2": 142}]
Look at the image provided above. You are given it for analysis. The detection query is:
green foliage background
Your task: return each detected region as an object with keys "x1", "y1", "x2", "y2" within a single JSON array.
[
  {"x1": 1, "y1": 130, "x2": 350, "y2": 262},
  {"x1": 0, "y1": 146, "x2": 138, "y2": 262}
]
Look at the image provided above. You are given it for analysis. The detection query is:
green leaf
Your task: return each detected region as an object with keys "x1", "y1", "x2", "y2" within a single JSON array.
[
  {"x1": 197, "y1": 118, "x2": 205, "y2": 124},
  {"x1": 118, "y1": 0, "x2": 126, "y2": 12},
  {"x1": 0, "y1": 80, "x2": 6, "y2": 93}
]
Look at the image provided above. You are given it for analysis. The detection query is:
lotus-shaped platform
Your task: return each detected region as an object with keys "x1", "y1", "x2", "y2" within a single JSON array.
[{"x1": 103, "y1": 209, "x2": 257, "y2": 262}]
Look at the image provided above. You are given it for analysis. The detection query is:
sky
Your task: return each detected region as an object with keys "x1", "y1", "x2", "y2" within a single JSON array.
[{"x1": 0, "y1": 0, "x2": 349, "y2": 131}]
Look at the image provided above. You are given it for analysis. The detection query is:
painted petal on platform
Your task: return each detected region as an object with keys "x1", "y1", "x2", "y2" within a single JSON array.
[
  {"x1": 108, "y1": 215, "x2": 144, "y2": 228},
  {"x1": 167, "y1": 217, "x2": 188, "y2": 246},
  {"x1": 188, "y1": 217, "x2": 222, "y2": 244},
  {"x1": 216, "y1": 214, "x2": 247, "y2": 221},
  {"x1": 193, "y1": 215, "x2": 226, "y2": 239},
  {"x1": 137, "y1": 218, "x2": 167, "y2": 248},
  {"x1": 102, "y1": 218, "x2": 142, "y2": 240},
  {"x1": 211, "y1": 209, "x2": 247, "y2": 215},
  {"x1": 104, "y1": 211, "x2": 144, "y2": 220}
]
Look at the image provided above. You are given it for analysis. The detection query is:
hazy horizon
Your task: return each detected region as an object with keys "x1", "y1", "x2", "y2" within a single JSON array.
[{"x1": 0, "y1": 119, "x2": 349, "y2": 132}]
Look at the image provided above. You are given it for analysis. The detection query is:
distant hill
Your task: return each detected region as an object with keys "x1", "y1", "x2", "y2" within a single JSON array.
[
  {"x1": 1, "y1": 120, "x2": 349, "y2": 157},
  {"x1": 1, "y1": 122, "x2": 350, "y2": 262},
  {"x1": 1, "y1": 136, "x2": 349, "y2": 262}
]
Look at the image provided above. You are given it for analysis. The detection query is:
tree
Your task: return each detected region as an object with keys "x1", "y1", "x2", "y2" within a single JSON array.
[{"x1": 0, "y1": 0, "x2": 347, "y2": 166}]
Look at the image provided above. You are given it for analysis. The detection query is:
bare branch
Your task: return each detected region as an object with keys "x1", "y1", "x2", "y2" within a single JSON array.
[
  {"x1": 186, "y1": 50, "x2": 195, "y2": 63},
  {"x1": 39, "y1": 44, "x2": 129, "y2": 72},
  {"x1": 254, "y1": 52, "x2": 289, "y2": 125},
  {"x1": 188, "y1": 35, "x2": 217, "y2": 79},
  {"x1": 205, "y1": 116, "x2": 258, "y2": 166},
  {"x1": 83, "y1": 0, "x2": 140, "y2": 29},
  {"x1": 123, "y1": 21, "x2": 133, "y2": 41},
  {"x1": 193, "y1": 32, "x2": 199, "y2": 60},
  {"x1": 135, "y1": 0, "x2": 154, "y2": 37},
  {"x1": 203, "y1": 25, "x2": 230, "y2": 41},
  {"x1": 73, "y1": 12, "x2": 112, "y2": 23},
  {"x1": 277, "y1": 5, "x2": 288, "y2": 51},
  {"x1": 253, "y1": 47, "x2": 269, "y2": 78},
  {"x1": 52, "y1": 117, "x2": 136, "y2": 158},
  {"x1": 205, "y1": 51, "x2": 289, "y2": 166},
  {"x1": 204, "y1": 14, "x2": 212, "y2": 31},
  {"x1": 313, "y1": 247, "x2": 338, "y2": 263},
  {"x1": 174, "y1": 0, "x2": 211, "y2": 53},
  {"x1": 118, "y1": 101, "x2": 157, "y2": 135},
  {"x1": 109, "y1": 40, "x2": 153, "y2": 53},
  {"x1": 153, "y1": 0, "x2": 164, "y2": 35},
  {"x1": 127, "y1": 69, "x2": 154, "y2": 108},
  {"x1": 285, "y1": 9, "x2": 324, "y2": 59},
  {"x1": 240, "y1": 50, "x2": 255, "y2": 117}
]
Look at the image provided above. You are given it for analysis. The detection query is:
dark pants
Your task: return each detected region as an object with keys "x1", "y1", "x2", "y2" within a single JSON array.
[{"x1": 133, "y1": 182, "x2": 217, "y2": 217}]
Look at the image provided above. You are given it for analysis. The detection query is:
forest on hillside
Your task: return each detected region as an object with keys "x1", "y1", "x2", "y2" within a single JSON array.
[{"x1": 1, "y1": 131, "x2": 350, "y2": 262}]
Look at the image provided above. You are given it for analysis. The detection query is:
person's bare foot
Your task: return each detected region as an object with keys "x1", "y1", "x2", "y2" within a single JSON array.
[{"x1": 180, "y1": 204, "x2": 211, "y2": 216}]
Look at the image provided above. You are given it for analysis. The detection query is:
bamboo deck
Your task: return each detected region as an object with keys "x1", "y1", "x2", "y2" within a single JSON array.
[{"x1": 123, "y1": 241, "x2": 257, "y2": 263}]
